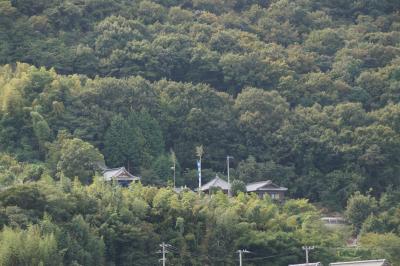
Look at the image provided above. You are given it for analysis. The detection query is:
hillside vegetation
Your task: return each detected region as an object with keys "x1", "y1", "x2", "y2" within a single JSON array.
[
  {"x1": 0, "y1": 179, "x2": 398, "y2": 265},
  {"x1": 1, "y1": 0, "x2": 400, "y2": 264}
]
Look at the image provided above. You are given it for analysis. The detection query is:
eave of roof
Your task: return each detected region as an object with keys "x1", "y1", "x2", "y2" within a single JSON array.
[
  {"x1": 102, "y1": 167, "x2": 140, "y2": 181},
  {"x1": 330, "y1": 259, "x2": 387, "y2": 266},
  {"x1": 246, "y1": 180, "x2": 287, "y2": 192},
  {"x1": 289, "y1": 263, "x2": 321, "y2": 266},
  {"x1": 200, "y1": 176, "x2": 230, "y2": 191}
]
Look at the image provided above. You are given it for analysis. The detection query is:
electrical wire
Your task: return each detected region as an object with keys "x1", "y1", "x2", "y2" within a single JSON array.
[
  {"x1": 161, "y1": 243, "x2": 313, "y2": 263},
  {"x1": 163, "y1": 245, "x2": 235, "y2": 262},
  {"x1": 243, "y1": 252, "x2": 298, "y2": 261},
  {"x1": 159, "y1": 241, "x2": 374, "y2": 265}
]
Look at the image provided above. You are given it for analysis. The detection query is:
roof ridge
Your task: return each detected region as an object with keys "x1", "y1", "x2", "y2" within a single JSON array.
[
  {"x1": 202, "y1": 177, "x2": 217, "y2": 187},
  {"x1": 247, "y1": 180, "x2": 272, "y2": 185},
  {"x1": 215, "y1": 176, "x2": 227, "y2": 181},
  {"x1": 104, "y1": 167, "x2": 126, "y2": 171},
  {"x1": 331, "y1": 259, "x2": 386, "y2": 264},
  {"x1": 200, "y1": 176, "x2": 230, "y2": 191},
  {"x1": 210, "y1": 178, "x2": 218, "y2": 186}
]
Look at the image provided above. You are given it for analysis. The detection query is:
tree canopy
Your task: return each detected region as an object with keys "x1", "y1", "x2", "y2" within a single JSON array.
[{"x1": 1, "y1": 0, "x2": 400, "y2": 264}]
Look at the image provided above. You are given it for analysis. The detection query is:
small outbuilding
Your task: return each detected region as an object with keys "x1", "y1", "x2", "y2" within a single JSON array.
[
  {"x1": 102, "y1": 167, "x2": 140, "y2": 187},
  {"x1": 246, "y1": 180, "x2": 288, "y2": 200}
]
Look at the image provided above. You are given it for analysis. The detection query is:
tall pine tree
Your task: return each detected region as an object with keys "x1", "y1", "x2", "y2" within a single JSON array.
[{"x1": 104, "y1": 115, "x2": 144, "y2": 172}]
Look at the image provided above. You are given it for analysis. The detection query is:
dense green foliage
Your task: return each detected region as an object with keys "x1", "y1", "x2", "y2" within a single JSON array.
[
  {"x1": 343, "y1": 190, "x2": 400, "y2": 264},
  {"x1": 1, "y1": 0, "x2": 400, "y2": 264},
  {"x1": 3, "y1": 63, "x2": 400, "y2": 208},
  {"x1": 0, "y1": 177, "x2": 391, "y2": 266},
  {"x1": 2, "y1": 0, "x2": 400, "y2": 208}
]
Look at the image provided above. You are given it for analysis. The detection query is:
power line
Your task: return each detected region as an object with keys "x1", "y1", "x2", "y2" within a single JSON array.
[
  {"x1": 162, "y1": 245, "x2": 230, "y2": 263},
  {"x1": 160, "y1": 245, "x2": 298, "y2": 264},
  {"x1": 158, "y1": 247, "x2": 372, "y2": 266},
  {"x1": 165, "y1": 245, "x2": 179, "y2": 251},
  {"x1": 164, "y1": 244, "x2": 228, "y2": 259},
  {"x1": 156, "y1": 244, "x2": 367, "y2": 265},
  {"x1": 165, "y1": 248, "x2": 179, "y2": 255},
  {"x1": 243, "y1": 252, "x2": 298, "y2": 261}
]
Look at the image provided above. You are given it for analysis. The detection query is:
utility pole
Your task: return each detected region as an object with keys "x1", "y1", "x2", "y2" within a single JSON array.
[
  {"x1": 227, "y1": 156, "x2": 233, "y2": 196},
  {"x1": 302, "y1": 246, "x2": 314, "y2": 264},
  {"x1": 158, "y1": 242, "x2": 170, "y2": 266},
  {"x1": 237, "y1": 249, "x2": 250, "y2": 266}
]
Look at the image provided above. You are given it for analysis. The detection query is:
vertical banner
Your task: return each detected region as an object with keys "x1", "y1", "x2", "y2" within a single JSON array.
[{"x1": 197, "y1": 159, "x2": 201, "y2": 190}]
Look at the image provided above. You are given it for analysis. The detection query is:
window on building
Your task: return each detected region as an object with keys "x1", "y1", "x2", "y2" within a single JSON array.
[{"x1": 270, "y1": 193, "x2": 280, "y2": 199}]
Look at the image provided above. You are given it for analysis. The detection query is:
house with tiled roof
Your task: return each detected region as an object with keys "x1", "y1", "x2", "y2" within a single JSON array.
[
  {"x1": 246, "y1": 180, "x2": 288, "y2": 200},
  {"x1": 102, "y1": 167, "x2": 140, "y2": 187},
  {"x1": 199, "y1": 175, "x2": 230, "y2": 194},
  {"x1": 198, "y1": 176, "x2": 287, "y2": 200}
]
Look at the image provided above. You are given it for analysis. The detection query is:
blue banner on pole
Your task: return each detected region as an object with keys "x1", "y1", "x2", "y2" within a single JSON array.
[{"x1": 197, "y1": 160, "x2": 201, "y2": 188}]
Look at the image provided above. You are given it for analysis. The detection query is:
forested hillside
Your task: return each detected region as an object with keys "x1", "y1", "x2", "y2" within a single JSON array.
[
  {"x1": 0, "y1": 179, "x2": 398, "y2": 265},
  {"x1": 1, "y1": 0, "x2": 400, "y2": 264},
  {"x1": 2, "y1": 0, "x2": 400, "y2": 206}
]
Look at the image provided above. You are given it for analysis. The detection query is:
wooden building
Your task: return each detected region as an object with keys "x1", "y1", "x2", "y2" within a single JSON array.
[
  {"x1": 199, "y1": 175, "x2": 230, "y2": 194},
  {"x1": 102, "y1": 167, "x2": 140, "y2": 187},
  {"x1": 198, "y1": 177, "x2": 287, "y2": 200},
  {"x1": 246, "y1": 180, "x2": 288, "y2": 200}
]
